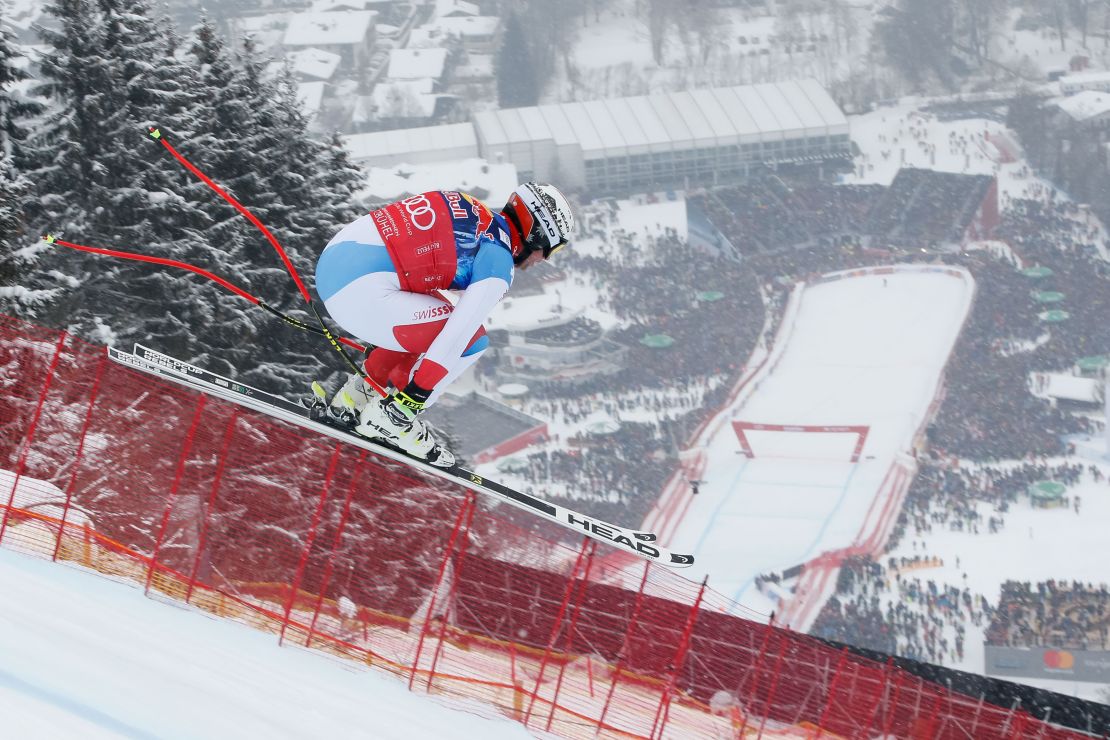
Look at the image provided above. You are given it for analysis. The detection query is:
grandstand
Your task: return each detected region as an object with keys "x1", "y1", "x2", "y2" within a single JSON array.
[
  {"x1": 688, "y1": 180, "x2": 885, "y2": 255},
  {"x1": 985, "y1": 580, "x2": 1110, "y2": 683},
  {"x1": 494, "y1": 314, "x2": 629, "y2": 385},
  {"x1": 866, "y1": 169, "x2": 998, "y2": 247},
  {"x1": 686, "y1": 169, "x2": 996, "y2": 257}
]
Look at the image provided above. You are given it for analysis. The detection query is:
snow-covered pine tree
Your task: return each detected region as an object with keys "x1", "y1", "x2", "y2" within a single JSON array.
[
  {"x1": 0, "y1": 2, "x2": 58, "y2": 315},
  {"x1": 174, "y1": 26, "x2": 364, "y2": 392},
  {"x1": 25, "y1": 0, "x2": 216, "y2": 347}
]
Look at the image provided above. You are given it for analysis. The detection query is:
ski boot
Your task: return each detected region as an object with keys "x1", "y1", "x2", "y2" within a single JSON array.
[
  {"x1": 355, "y1": 395, "x2": 455, "y2": 468},
  {"x1": 304, "y1": 372, "x2": 380, "y2": 429}
]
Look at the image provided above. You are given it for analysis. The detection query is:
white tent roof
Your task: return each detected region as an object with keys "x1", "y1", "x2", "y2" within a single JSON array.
[
  {"x1": 603, "y1": 98, "x2": 651, "y2": 152},
  {"x1": 581, "y1": 100, "x2": 627, "y2": 156},
  {"x1": 463, "y1": 79, "x2": 847, "y2": 159},
  {"x1": 1044, "y1": 373, "x2": 1103, "y2": 403}
]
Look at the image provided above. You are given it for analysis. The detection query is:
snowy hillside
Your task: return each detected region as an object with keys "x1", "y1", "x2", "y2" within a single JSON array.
[{"x1": 0, "y1": 549, "x2": 531, "y2": 740}]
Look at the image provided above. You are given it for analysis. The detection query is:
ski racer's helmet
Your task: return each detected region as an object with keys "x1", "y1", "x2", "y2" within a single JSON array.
[{"x1": 502, "y1": 182, "x2": 574, "y2": 265}]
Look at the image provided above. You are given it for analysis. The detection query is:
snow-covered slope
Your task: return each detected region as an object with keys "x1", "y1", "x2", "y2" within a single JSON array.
[{"x1": 0, "y1": 549, "x2": 531, "y2": 740}]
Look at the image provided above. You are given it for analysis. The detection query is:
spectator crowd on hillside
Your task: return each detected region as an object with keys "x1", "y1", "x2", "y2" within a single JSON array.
[
  {"x1": 481, "y1": 172, "x2": 1110, "y2": 573},
  {"x1": 809, "y1": 457, "x2": 1107, "y2": 659}
]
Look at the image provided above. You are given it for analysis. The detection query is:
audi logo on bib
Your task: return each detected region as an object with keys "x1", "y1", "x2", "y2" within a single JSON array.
[{"x1": 402, "y1": 194, "x2": 436, "y2": 231}]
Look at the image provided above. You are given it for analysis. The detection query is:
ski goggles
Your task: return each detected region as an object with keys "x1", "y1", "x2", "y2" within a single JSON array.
[{"x1": 543, "y1": 239, "x2": 569, "y2": 259}]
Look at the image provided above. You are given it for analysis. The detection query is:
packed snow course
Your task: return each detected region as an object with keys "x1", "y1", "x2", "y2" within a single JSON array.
[
  {"x1": 0, "y1": 548, "x2": 531, "y2": 740},
  {"x1": 671, "y1": 266, "x2": 974, "y2": 617}
]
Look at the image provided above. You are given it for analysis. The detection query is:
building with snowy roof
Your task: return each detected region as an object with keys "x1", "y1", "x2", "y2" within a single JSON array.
[
  {"x1": 367, "y1": 78, "x2": 450, "y2": 124},
  {"x1": 1059, "y1": 70, "x2": 1110, "y2": 95},
  {"x1": 285, "y1": 48, "x2": 342, "y2": 81},
  {"x1": 283, "y1": 11, "x2": 377, "y2": 71},
  {"x1": 423, "y1": 15, "x2": 501, "y2": 53},
  {"x1": 296, "y1": 81, "x2": 327, "y2": 121},
  {"x1": 1053, "y1": 90, "x2": 1110, "y2": 127},
  {"x1": 343, "y1": 122, "x2": 478, "y2": 167},
  {"x1": 387, "y1": 48, "x2": 449, "y2": 83},
  {"x1": 434, "y1": 0, "x2": 480, "y2": 18},
  {"x1": 471, "y1": 79, "x2": 851, "y2": 193}
]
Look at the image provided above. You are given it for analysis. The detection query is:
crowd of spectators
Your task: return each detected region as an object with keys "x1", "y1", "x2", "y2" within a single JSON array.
[
  {"x1": 514, "y1": 422, "x2": 677, "y2": 528},
  {"x1": 490, "y1": 224, "x2": 769, "y2": 526},
  {"x1": 809, "y1": 456, "x2": 1105, "y2": 659},
  {"x1": 523, "y1": 317, "x2": 604, "y2": 346},
  {"x1": 481, "y1": 167, "x2": 1110, "y2": 579},
  {"x1": 811, "y1": 555, "x2": 989, "y2": 664},
  {"x1": 891, "y1": 459, "x2": 1090, "y2": 547},
  {"x1": 988, "y1": 581, "x2": 1110, "y2": 651}
]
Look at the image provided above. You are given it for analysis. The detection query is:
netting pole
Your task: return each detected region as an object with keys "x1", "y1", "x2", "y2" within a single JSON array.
[
  {"x1": 279, "y1": 444, "x2": 341, "y2": 646},
  {"x1": 184, "y1": 408, "x2": 239, "y2": 604},
  {"x1": 509, "y1": 641, "x2": 518, "y2": 690},
  {"x1": 51, "y1": 351, "x2": 107, "y2": 561},
  {"x1": 752, "y1": 637, "x2": 789, "y2": 739},
  {"x1": 649, "y1": 576, "x2": 708, "y2": 740},
  {"x1": 0, "y1": 330, "x2": 66, "y2": 547},
  {"x1": 920, "y1": 691, "x2": 943, "y2": 739},
  {"x1": 880, "y1": 670, "x2": 905, "y2": 738},
  {"x1": 814, "y1": 647, "x2": 850, "y2": 739},
  {"x1": 545, "y1": 540, "x2": 598, "y2": 733},
  {"x1": 408, "y1": 492, "x2": 475, "y2": 691},
  {"x1": 861, "y1": 657, "x2": 894, "y2": 737},
  {"x1": 597, "y1": 560, "x2": 652, "y2": 735},
  {"x1": 736, "y1": 613, "x2": 777, "y2": 737},
  {"x1": 968, "y1": 692, "x2": 986, "y2": 738},
  {"x1": 424, "y1": 490, "x2": 479, "y2": 692},
  {"x1": 304, "y1": 451, "x2": 366, "y2": 649},
  {"x1": 523, "y1": 536, "x2": 592, "y2": 725},
  {"x1": 145, "y1": 395, "x2": 207, "y2": 595}
]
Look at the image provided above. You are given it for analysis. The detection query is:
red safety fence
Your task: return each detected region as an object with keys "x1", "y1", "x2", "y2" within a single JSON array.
[{"x1": 0, "y1": 314, "x2": 1094, "y2": 739}]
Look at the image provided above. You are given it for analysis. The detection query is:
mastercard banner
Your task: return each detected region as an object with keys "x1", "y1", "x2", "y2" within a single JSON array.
[{"x1": 985, "y1": 645, "x2": 1110, "y2": 683}]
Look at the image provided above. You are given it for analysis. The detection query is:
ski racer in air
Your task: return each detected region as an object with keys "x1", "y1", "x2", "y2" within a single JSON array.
[{"x1": 314, "y1": 183, "x2": 575, "y2": 468}]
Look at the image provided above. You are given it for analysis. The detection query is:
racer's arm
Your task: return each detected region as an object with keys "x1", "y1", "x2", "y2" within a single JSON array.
[{"x1": 411, "y1": 242, "x2": 512, "y2": 393}]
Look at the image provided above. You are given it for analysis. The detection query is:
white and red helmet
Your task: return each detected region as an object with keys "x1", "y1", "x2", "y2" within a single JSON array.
[{"x1": 502, "y1": 182, "x2": 574, "y2": 264}]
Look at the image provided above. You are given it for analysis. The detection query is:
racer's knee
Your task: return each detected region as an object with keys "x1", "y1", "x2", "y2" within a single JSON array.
[{"x1": 462, "y1": 326, "x2": 488, "y2": 357}]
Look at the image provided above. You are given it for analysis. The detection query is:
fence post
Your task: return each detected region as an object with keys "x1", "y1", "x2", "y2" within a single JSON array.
[
  {"x1": 861, "y1": 657, "x2": 894, "y2": 738},
  {"x1": 880, "y1": 668, "x2": 905, "y2": 738},
  {"x1": 597, "y1": 560, "x2": 652, "y2": 735},
  {"x1": 736, "y1": 613, "x2": 777, "y2": 737},
  {"x1": 52, "y1": 351, "x2": 108, "y2": 561},
  {"x1": 279, "y1": 444, "x2": 341, "y2": 645},
  {"x1": 304, "y1": 451, "x2": 366, "y2": 649},
  {"x1": 920, "y1": 691, "x2": 943, "y2": 739},
  {"x1": 145, "y1": 395, "x2": 207, "y2": 595},
  {"x1": 814, "y1": 647, "x2": 850, "y2": 739},
  {"x1": 424, "y1": 490, "x2": 480, "y2": 692},
  {"x1": 545, "y1": 540, "x2": 598, "y2": 733},
  {"x1": 0, "y1": 330, "x2": 67, "y2": 547},
  {"x1": 184, "y1": 408, "x2": 239, "y2": 604},
  {"x1": 523, "y1": 536, "x2": 592, "y2": 726},
  {"x1": 753, "y1": 636, "x2": 789, "y2": 739},
  {"x1": 649, "y1": 576, "x2": 708, "y2": 740},
  {"x1": 408, "y1": 491, "x2": 475, "y2": 691}
]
